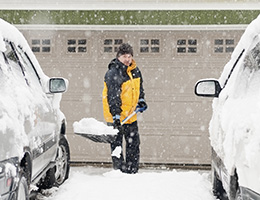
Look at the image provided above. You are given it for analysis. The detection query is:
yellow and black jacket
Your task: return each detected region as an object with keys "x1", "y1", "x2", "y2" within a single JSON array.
[{"x1": 102, "y1": 58, "x2": 145, "y2": 124}]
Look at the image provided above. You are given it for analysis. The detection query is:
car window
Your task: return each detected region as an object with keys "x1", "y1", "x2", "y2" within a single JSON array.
[
  {"x1": 4, "y1": 42, "x2": 26, "y2": 79},
  {"x1": 4, "y1": 42, "x2": 20, "y2": 69},
  {"x1": 15, "y1": 46, "x2": 42, "y2": 88}
]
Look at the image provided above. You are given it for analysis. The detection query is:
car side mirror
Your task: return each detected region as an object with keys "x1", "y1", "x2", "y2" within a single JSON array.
[
  {"x1": 49, "y1": 78, "x2": 67, "y2": 93},
  {"x1": 194, "y1": 79, "x2": 222, "y2": 98}
]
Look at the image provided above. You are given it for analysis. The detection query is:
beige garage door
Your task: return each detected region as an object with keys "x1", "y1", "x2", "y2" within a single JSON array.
[{"x1": 19, "y1": 25, "x2": 244, "y2": 166}]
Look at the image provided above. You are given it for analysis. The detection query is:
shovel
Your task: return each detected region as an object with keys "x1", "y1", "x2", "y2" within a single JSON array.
[{"x1": 74, "y1": 107, "x2": 144, "y2": 143}]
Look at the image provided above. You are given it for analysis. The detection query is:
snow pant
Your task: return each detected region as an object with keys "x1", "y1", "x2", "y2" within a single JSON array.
[{"x1": 110, "y1": 121, "x2": 140, "y2": 174}]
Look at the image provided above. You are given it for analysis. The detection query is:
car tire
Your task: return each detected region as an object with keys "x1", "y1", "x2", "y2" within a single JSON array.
[
  {"x1": 38, "y1": 136, "x2": 70, "y2": 190},
  {"x1": 15, "y1": 175, "x2": 29, "y2": 200},
  {"x1": 212, "y1": 170, "x2": 228, "y2": 200},
  {"x1": 54, "y1": 135, "x2": 70, "y2": 186},
  {"x1": 37, "y1": 167, "x2": 56, "y2": 190}
]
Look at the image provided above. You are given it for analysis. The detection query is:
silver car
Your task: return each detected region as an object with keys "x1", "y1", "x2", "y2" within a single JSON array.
[
  {"x1": 195, "y1": 15, "x2": 260, "y2": 200},
  {"x1": 0, "y1": 19, "x2": 70, "y2": 199}
]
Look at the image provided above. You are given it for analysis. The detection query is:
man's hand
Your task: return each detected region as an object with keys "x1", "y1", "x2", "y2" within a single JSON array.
[
  {"x1": 138, "y1": 100, "x2": 148, "y2": 113},
  {"x1": 113, "y1": 117, "x2": 123, "y2": 132}
]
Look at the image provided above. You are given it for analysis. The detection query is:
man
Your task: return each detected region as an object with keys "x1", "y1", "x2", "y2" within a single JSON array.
[{"x1": 102, "y1": 43, "x2": 147, "y2": 174}]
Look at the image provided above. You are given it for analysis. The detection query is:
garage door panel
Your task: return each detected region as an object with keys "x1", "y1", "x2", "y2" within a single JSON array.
[
  {"x1": 169, "y1": 101, "x2": 211, "y2": 128},
  {"x1": 142, "y1": 67, "x2": 165, "y2": 90},
  {"x1": 61, "y1": 101, "x2": 89, "y2": 120},
  {"x1": 140, "y1": 134, "x2": 210, "y2": 164},
  {"x1": 140, "y1": 100, "x2": 168, "y2": 123},
  {"x1": 90, "y1": 99, "x2": 104, "y2": 121},
  {"x1": 140, "y1": 135, "x2": 169, "y2": 163}
]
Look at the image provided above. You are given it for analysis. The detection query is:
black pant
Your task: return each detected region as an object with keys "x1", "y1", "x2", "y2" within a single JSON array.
[{"x1": 110, "y1": 121, "x2": 140, "y2": 174}]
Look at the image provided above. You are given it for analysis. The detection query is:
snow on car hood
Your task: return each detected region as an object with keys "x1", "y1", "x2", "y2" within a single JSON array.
[{"x1": 209, "y1": 14, "x2": 260, "y2": 192}]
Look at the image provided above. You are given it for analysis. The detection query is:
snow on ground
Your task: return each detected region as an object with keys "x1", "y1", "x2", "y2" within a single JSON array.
[{"x1": 38, "y1": 166, "x2": 216, "y2": 200}]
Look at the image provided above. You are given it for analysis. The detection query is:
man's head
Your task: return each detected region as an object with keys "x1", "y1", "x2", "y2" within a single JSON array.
[{"x1": 117, "y1": 43, "x2": 133, "y2": 66}]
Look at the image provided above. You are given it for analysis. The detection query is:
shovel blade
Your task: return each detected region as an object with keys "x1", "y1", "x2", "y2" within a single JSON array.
[{"x1": 75, "y1": 132, "x2": 117, "y2": 143}]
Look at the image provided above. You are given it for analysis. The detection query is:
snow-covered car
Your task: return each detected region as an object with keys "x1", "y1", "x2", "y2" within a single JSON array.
[
  {"x1": 0, "y1": 19, "x2": 70, "y2": 199},
  {"x1": 195, "y1": 15, "x2": 260, "y2": 200}
]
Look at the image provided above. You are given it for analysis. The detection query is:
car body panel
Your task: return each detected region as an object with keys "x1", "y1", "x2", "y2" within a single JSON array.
[
  {"x1": 209, "y1": 37, "x2": 260, "y2": 196},
  {"x1": 0, "y1": 18, "x2": 68, "y2": 198},
  {"x1": 195, "y1": 14, "x2": 260, "y2": 199},
  {"x1": 0, "y1": 158, "x2": 19, "y2": 200}
]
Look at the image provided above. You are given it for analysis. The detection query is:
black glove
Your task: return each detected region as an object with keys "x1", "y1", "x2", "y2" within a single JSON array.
[
  {"x1": 138, "y1": 100, "x2": 148, "y2": 113},
  {"x1": 113, "y1": 118, "x2": 123, "y2": 133}
]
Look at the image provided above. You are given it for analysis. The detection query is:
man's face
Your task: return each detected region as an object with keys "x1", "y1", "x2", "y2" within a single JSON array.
[{"x1": 118, "y1": 54, "x2": 133, "y2": 66}]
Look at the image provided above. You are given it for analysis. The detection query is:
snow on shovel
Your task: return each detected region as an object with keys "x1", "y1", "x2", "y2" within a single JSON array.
[{"x1": 73, "y1": 107, "x2": 143, "y2": 143}]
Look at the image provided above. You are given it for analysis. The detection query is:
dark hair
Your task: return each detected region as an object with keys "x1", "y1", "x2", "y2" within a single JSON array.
[{"x1": 116, "y1": 43, "x2": 133, "y2": 57}]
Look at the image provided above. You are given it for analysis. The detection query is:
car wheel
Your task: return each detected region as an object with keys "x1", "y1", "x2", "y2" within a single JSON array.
[
  {"x1": 54, "y1": 136, "x2": 70, "y2": 186},
  {"x1": 212, "y1": 170, "x2": 228, "y2": 200},
  {"x1": 38, "y1": 136, "x2": 70, "y2": 190},
  {"x1": 15, "y1": 176, "x2": 29, "y2": 200}
]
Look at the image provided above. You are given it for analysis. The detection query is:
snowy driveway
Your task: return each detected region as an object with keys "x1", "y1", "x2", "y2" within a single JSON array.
[{"x1": 38, "y1": 166, "x2": 216, "y2": 200}]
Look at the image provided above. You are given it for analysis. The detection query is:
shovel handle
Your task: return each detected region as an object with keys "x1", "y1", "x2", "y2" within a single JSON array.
[{"x1": 121, "y1": 108, "x2": 142, "y2": 125}]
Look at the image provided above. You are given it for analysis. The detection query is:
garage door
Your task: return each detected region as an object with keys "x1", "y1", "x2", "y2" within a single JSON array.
[{"x1": 20, "y1": 26, "x2": 244, "y2": 166}]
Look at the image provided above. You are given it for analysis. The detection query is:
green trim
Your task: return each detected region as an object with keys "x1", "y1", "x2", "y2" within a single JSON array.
[{"x1": 0, "y1": 10, "x2": 259, "y2": 25}]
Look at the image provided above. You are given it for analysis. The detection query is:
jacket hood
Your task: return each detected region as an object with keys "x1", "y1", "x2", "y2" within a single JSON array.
[
  {"x1": 108, "y1": 58, "x2": 117, "y2": 70},
  {"x1": 108, "y1": 58, "x2": 136, "y2": 71}
]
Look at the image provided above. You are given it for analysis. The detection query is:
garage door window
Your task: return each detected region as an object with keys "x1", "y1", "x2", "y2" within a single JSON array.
[
  {"x1": 140, "y1": 39, "x2": 160, "y2": 53},
  {"x1": 214, "y1": 39, "x2": 235, "y2": 53},
  {"x1": 103, "y1": 39, "x2": 123, "y2": 53},
  {"x1": 67, "y1": 39, "x2": 87, "y2": 53},
  {"x1": 31, "y1": 39, "x2": 51, "y2": 53},
  {"x1": 177, "y1": 39, "x2": 197, "y2": 54}
]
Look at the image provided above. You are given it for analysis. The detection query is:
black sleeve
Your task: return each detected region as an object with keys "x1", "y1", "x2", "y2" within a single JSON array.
[
  {"x1": 138, "y1": 68, "x2": 145, "y2": 100},
  {"x1": 104, "y1": 67, "x2": 122, "y2": 117}
]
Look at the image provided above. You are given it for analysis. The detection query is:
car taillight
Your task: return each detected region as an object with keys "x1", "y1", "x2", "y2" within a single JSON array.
[{"x1": 6, "y1": 177, "x2": 12, "y2": 187}]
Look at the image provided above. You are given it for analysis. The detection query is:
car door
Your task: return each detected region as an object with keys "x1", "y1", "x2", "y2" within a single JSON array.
[{"x1": 7, "y1": 42, "x2": 59, "y2": 178}]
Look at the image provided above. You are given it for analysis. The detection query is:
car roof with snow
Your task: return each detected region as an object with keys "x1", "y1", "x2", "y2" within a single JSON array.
[{"x1": 0, "y1": 18, "x2": 48, "y2": 83}]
